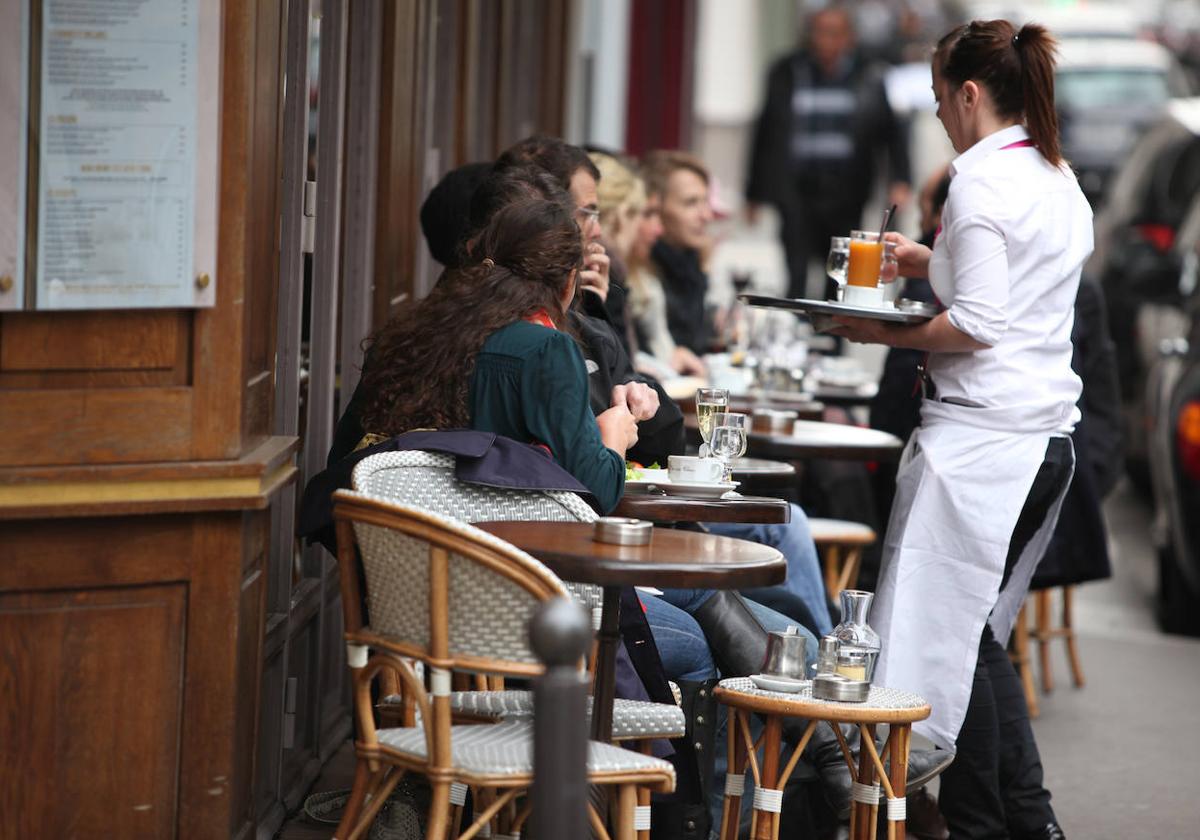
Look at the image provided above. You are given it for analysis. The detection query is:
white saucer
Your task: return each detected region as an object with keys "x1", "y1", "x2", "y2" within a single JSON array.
[
  {"x1": 659, "y1": 479, "x2": 740, "y2": 499},
  {"x1": 750, "y1": 673, "x2": 809, "y2": 693}
]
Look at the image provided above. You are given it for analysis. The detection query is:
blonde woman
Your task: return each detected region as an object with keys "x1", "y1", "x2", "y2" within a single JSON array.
[{"x1": 590, "y1": 151, "x2": 706, "y2": 377}]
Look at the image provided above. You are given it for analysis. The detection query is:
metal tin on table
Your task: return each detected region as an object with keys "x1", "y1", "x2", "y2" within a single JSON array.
[
  {"x1": 896, "y1": 299, "x2": 940, "y2": 317},
  {"x1": 593, "y1": 517, "x2": 653, "y2": 546},
  {"x1": 812, "y1": 673, "x2": 871, "y2": 702},
  {"x1": 752, "y1": 408, "x2": 798, "y2": 434}
]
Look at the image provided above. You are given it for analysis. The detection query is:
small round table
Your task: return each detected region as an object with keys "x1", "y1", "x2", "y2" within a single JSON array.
[
  {"x1": 474, "y1": 521, "x2": 786, "y2": 743},
  {"x1": 729, "y1": 457, "x2": 797, "y2": 491},
  {"x1": 714, "y1": 678, "x2": 931, "y2": 840},
  {"x1": 748, "y1": 420, "x2": 904, "y2": 463}
]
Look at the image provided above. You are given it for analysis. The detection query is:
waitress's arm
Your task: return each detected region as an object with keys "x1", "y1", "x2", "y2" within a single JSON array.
[{"x1": 829, "y1": 311, "x2": 991, "y2": 351}]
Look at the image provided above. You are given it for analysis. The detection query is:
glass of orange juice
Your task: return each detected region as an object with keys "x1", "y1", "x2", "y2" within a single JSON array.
[{"x1": 846, "y1": 230, "x2": 885, "y2": 288}]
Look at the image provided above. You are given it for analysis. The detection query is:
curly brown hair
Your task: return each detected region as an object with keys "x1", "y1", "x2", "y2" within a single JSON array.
[{"x1": 358, "y1": 198, "x2": 584, "y2": 436}]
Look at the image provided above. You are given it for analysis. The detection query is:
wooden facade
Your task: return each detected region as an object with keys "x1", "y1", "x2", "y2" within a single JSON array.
[{"x1": 0, "y1": 1, "x2": 571, "y2": 837}]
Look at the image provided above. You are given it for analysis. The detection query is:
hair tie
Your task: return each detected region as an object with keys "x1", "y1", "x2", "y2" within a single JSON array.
[{"x1": 481, "y1": 257, "x2": 495, "y2": 269}]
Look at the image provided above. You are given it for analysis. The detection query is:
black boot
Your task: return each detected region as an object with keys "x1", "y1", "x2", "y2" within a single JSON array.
[{"x1": 691, "y1": 590, "x2": 770, "y2": 678}]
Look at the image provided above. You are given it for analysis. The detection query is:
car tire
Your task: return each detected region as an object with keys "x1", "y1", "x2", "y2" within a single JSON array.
[{"x1": 1158, "y1": 544, "x2": 1200, "y2": 637}]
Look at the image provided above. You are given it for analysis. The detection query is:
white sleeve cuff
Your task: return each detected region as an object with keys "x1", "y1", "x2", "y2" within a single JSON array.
[{"x1": 946, "y1": 305, "x2": 1004, "y2": 347}]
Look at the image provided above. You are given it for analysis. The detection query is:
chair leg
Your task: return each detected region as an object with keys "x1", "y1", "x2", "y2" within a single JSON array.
[
  {"x1": 1009, "y1": 602, "x2": 1039, "y2": 718},
  {"x1": 1063, "y1": 585, "x2": 1086, "y2": 687},
  {"x1": 424, "y1": 779, "x2": 453, "y2": 840},
  {"x1": 333, "y1": 760, "x2": 373, "y2": 840},
  {"x1": 1035, "y1": 590, "x2": 1055, "y2": 694}
]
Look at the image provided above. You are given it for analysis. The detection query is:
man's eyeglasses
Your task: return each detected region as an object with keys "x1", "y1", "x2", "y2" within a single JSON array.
[{"x1": 575, "y1": 206, "x2": 600, "y2": 224}]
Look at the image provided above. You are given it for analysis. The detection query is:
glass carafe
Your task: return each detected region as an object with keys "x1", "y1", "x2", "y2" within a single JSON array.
[{"x1": 831, "y1": 589, "x2": 881, "y2": 682}]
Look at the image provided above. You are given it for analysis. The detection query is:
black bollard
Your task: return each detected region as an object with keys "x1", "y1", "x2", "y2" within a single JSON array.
[{"x1": 529, "y1": 597, "x2": 592, "y2": 840}]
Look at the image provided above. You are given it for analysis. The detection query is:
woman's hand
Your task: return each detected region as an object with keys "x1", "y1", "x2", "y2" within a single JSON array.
[
  {"x1": 885, "y1": 231, "x2": 932, "y2": 279},
  {"x1": 579, "y1": 242, "x2": 611, "y2": 302},
  {"x1": 597, "y1": 404, "x2": 639, "y2": 456},
  {"x1": 670, "y1": 346, "x2": 706, "y2": 376},
  {"x1": 611, "y1": 382, "x2": 659, "y2": 421}
]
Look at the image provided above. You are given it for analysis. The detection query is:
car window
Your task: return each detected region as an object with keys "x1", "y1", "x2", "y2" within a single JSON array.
[{"x1": 1057, "y1": 69, "x2": 1171, "y2": 110}]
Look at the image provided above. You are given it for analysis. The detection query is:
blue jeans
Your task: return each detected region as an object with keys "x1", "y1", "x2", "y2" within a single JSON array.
[{"x1": 706, "y1": 503, "x2": 834, "y2": 636}]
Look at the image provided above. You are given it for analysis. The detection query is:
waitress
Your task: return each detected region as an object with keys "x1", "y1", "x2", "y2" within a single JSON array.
[{"x1": 831, "y1": 20, "x2": 1089, "y2": 840}]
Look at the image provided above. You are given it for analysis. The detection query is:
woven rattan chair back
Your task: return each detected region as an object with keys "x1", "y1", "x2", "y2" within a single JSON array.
[
  {"x1": 351, "y1": 450, "x2": 602, "y2": 611},
  {"x1": 333, "y1": 489, "x2": 568, "y2": 675}
]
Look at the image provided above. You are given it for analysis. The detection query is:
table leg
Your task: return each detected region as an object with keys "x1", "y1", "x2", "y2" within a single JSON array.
[
  {"x1": 720, "y1": 708, "x2": 747, "y2": 840},
  {"x1": 886, "y1": 724, "x2": 910, "y2": 840},
  {"x1": 751, "y1": 716, "x2": 782, "y2": 840},
  {"x1": 854, "y1": 723, "x2": 878, "y2": 840},
  {"x1": 591, "y1": 585, "x2": 623, "y2": 743}
]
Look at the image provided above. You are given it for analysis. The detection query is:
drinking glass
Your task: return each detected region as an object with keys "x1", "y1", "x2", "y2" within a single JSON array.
[
  {"x1": 847, "y1": 230, "x2": 885, "y2": 288},
  {"x1": 695, "y1": 388, "x2": 730, "y2": 452},
  {"x1": 710, "y1": 411, "x2": 749, "y2": 482},
  {"x1": 826, "y1": 236, "x2": 850, "y2": 291}
]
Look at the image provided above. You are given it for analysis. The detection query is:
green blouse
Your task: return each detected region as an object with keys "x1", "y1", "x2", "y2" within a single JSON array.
[{"x1": 468, "y1": 320, "x2": 625, "y2": 512}]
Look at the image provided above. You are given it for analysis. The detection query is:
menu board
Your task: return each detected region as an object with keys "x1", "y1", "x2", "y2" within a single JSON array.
[
  {"x1": 34, "y1": 0, "x2": 218, "y2": 310},
  {"x1": 0, "y1": 0, "x2": 28, "y2": 311}
]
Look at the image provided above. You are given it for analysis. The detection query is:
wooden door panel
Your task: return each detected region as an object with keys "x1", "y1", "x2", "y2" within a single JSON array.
[{"x1": 0, "y1": 584, "x2": 186, "y2": 838}]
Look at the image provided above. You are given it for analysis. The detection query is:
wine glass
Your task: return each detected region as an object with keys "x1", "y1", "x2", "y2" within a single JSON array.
[
  {"x1": 826, "y1": 236, "x2": 850, "y2": 297},
  {"x1": 695, "y1": 388, "x2": 729, "y2": 456},
  {"x1": 710, "y1": 411, "x2": 749, "y2": 483}
]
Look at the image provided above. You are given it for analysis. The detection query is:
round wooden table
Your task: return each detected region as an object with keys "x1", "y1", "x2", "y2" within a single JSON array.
[
  {"x1": 714, "y1": 678, "x2": 931, "y2": 840},
  {"x1": 612, "y1": 491, "x2": 790, "y2": 524},
  {"x1": 475, "y1": 521, "x2": 787, "y2": 743},
  {"x1": 805, "y1": 381, "x2": 879, "y2": 408},
  {"x1": 748, "y1": 420, "x2": 904, "y2": 463}
]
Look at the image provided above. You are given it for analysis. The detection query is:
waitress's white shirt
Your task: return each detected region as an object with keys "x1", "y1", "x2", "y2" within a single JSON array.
[{"x1": 927, "y1": 124, "x2": 1093, "y2": 433}]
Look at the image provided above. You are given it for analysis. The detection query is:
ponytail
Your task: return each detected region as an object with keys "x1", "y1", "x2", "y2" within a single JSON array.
[
  {"x1": 1013, "y1": 23, "x2": 1062, "y2": 168},
  {"x1": 935, "y1": 19, "x2": 1063, "y2": 168}
]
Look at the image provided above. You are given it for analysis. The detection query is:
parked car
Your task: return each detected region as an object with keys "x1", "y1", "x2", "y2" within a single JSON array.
[
  {"x1": 1056, "y1": 37, "x2": 1192, "y2": 203},
  {"x1": 1090, "y1": 98, "x2": 1200, "y2": 492},
  {"x1": 1147, "y1": 200, "x2": 1200, "y2": 635}
]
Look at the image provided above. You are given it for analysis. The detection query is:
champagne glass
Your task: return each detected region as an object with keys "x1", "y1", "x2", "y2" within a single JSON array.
[
  {"x1": 695, "y1": 388, "x2": 729, "y2": 456},
  {"x1": 710, "y1": 411, "x2": 749, "y2": 483},
  {"x1": 826, "y1": 236, "x2": 850, "y2": 297}
]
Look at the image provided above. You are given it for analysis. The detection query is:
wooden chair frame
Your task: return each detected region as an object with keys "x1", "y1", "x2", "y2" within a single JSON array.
[{"x1": 331, "y1": 491, "x2": 673, "y2": 840}]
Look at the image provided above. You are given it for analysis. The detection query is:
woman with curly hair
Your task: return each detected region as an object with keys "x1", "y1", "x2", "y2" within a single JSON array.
[{"x1": 356, "y1": 197, "x2": 639, "y2": 513}]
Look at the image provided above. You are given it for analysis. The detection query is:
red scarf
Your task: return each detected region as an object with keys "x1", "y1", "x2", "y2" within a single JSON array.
[{"x1": 524, "y1": 309, "x2": 557, "y2": 330}]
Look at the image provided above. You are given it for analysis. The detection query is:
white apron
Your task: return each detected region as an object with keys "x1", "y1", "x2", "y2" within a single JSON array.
[{"x1": 871, "y1": 399, "x2": 1074, "y2": 750}]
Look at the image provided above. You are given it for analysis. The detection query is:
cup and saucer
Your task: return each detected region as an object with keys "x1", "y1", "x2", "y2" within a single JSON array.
[
  {"x1": 750, "y1": 626, "x2": 810, "y2": 693},
  {"x1": 624, "y1": 456, "x2": 740, "y2": 498}
]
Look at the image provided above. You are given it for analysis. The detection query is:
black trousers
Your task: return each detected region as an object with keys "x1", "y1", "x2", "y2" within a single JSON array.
[{"x1": 938, "y1": 436, "x2": 1074, "y2": 840}]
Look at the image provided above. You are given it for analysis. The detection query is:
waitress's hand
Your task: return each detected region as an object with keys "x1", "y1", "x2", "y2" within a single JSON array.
[
  {"x1": 826, "y1": 315, "x2": 899, "y2": 346},
  {"x1": 597, "y1": 404, "x2": 639, "y2": 456},
  {"x1": 885, "y1": 231, "x2": 932, "y2": 279}
]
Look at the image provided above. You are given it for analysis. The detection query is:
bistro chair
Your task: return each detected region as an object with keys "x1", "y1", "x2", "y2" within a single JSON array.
[
  {"x1": 808, "y1": 518, "x2": 876, "y2": 597},
  {"x1": 332, "y1": 491, "x2": 675, "y2": 840},
  {"x1": 351, "y1": 450, "x2": 687, "y2": 744}
]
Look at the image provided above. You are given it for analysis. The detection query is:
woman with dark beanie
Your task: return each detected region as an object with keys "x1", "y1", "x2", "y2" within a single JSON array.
[{"x1": 831, "y1": 20, "x2": 1091, "y2": 839}]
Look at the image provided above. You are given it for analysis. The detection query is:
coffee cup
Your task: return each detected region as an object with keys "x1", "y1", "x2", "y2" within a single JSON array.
[{"x1": 668, "y1": 455, "x2": 724, "y2": 484}]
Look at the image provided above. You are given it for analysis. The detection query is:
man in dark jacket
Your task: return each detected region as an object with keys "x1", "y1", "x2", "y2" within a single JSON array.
[{"x1": 746, "y1": 5, "x2": 911, "y2": 300}]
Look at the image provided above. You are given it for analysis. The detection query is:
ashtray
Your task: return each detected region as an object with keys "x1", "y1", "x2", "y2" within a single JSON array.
[
  {"x1": 896, "y1": 299, "x2": 940, "y2": 317},
  {"x1": 593, "y1": 517, "x2": 652, "y2": 546},
  {"x1": 812, "y1": 673, "x2": 870, "y2": 702}
]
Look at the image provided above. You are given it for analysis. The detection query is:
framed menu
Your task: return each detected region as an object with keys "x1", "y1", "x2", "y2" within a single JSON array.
[
  {"x1": 0, "y1": 0, "x2": 29, "y2": 311},
  {"x1": 31, "y1": 0, "x2": 219, "y2": 310}
]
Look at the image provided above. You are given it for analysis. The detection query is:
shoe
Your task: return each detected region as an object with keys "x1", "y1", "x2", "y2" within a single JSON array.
[
  {"x1": 1024, "y1": 823, "x2": 1065, "y2": 840},
  {"x1": 783, "y1": 720, "x2": 956, "y2": 820}
]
